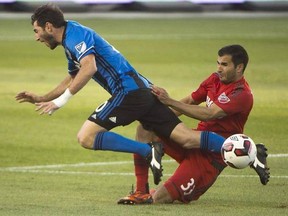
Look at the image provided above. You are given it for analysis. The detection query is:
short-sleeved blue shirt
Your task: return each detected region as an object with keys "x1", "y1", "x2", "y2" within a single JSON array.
[{"x1": 62, "y1": 21, "x2": 151, "y2": 95}]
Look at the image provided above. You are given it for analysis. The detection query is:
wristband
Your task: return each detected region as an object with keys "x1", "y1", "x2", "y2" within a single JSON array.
[{"x1": 52, "y1": 89, "x2": 73, "y2": 108}]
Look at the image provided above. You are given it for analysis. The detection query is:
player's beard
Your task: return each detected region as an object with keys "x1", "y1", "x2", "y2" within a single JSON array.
[
  {"x1": 219, "y1": 70, "x2": 237, "y2": 84},
  {"x1": 43, "y1": 34, "x2": 59, "y2": 50}
]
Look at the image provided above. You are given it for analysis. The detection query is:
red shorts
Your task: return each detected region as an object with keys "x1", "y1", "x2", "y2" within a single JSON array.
[{"x1": 161, "y1": 138, "x2": 226, "y2": 203}]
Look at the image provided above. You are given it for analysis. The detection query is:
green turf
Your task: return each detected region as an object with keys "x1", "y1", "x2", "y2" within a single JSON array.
[{"x1": 0, "y1": 14, "x2": 288, "y2": 215}]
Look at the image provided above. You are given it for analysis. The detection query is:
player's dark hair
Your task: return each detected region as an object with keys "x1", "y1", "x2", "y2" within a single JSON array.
[
  {"x1": 218, "y1": 45, "x2": 249, "y2": 73},
  {"x1": 31, "y1": 4, "x2": 66, "y2": 28}
]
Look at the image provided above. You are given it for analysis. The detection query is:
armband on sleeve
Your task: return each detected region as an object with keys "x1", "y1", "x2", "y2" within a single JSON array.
[{"x1": 52, "y1": 89, "x2": 73, "y2": 108}]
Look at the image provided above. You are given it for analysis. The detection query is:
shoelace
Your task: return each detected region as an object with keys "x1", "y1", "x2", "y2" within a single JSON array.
[{"x1": 129, "y1": 184, "x2": 134, "y2": 195}]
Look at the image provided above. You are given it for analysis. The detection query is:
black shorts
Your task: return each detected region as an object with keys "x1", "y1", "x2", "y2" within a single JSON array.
[{"x1": 88, "y1": 89, "x2": 181, "y2": 138}]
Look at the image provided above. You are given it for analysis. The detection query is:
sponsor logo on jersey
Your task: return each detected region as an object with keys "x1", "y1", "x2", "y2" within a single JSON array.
[
  {"x1": 75, "y1": 41, "x2": 87, "y2": 54},
  {"x1": 218, "y1": 92, "x2": 230, "y2": 104},
  {"x1": 109, "y1": 117, "x2": 117, "y2": 123},
  {"x1": 206, "y1": 96, "x2": 214, "y2": 107}
]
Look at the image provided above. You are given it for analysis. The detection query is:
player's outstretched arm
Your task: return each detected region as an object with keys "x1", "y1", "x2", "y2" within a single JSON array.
[
  {"x1": 34, "y1": 54, "x2": 97, "y2": 115},
  {"x1": 15, "y1": 74, "x2": 73, "y2": 104},
  {"x1": 16, "y1": 74, "x2": 74, "y2": 116},
  {"x1": 151, "y1": 85, "x2": 227, "y2": 121}
]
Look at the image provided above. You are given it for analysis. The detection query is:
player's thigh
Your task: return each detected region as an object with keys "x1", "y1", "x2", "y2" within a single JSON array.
[
  {"x1": 163, "y1": 158, "x2": 197, "y2": 203},
  {"x1": 88, "y1": 90, "x2": 155, "y2": 130},
  {"x1": 169, "y1": 123, "x2": 201, "y2": 149},
  {"x1": 136, "y1": 124, "x2": 157, "y2": 143},
  {"x1": 139, "y1": 99, "x2": 181, "y2": 138}
]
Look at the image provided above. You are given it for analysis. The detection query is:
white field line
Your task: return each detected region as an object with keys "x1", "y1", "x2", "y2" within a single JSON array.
[
  {"x1": 1, "y1": 33, "x2": 288, "y2": 41},
  {"x1": 1, "y1": 153, "x2": 287, "y2": 171},
  {"x1": 268, "y1": 154, "x2": 288, "y2": 158},
  {"x1": 2, "y1": 169, "x2": 287, "y2": 179},
  {"x1": 1, "y1": 160, "x2": 136, "y2": 171},
  {"x1": 0, "y1": 154, "x2": 288, "y2": 179}
]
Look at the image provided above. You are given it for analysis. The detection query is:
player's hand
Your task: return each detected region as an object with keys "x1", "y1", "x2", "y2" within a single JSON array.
[
  {"x1": 35, "y1": 101, "x2": 59, "y2": 115},
  {"x1": 15, "y1": 91, "x2": 41, "y2": 104},
  {"x1": 151, "y1": 85, "x2": 171, "y2": 105}
]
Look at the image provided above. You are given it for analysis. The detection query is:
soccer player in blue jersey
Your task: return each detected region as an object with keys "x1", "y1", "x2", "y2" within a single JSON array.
[{"x1": 16, "y1": 4, "x2": 227, "y2": 186}]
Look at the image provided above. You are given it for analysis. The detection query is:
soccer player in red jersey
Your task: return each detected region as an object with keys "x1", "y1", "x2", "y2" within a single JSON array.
[{"x1": 118, "y1": 44, "x2": 270, "y2": 204}]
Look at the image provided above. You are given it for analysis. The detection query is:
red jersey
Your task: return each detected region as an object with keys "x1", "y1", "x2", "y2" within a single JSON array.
[{"x1": 191, "y1": 72, "x2": 253, "y2": 138}]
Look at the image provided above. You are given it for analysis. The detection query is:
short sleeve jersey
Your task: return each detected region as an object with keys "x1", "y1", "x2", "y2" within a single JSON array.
[
  {"x1": 62, "y1": 21, "x2": 151, "y2": 95},
  {"x1": 191, "y1": 73, "x2": 253, "y2": 138}
]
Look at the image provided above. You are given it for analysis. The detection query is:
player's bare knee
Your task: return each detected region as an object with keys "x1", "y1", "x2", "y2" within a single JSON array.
[
  {"x1": 77, "y1": 132, "x2": 93, "y2": 149},
  {"x1": 152, "y1": 189, "x2": 173, "y2": 204}
]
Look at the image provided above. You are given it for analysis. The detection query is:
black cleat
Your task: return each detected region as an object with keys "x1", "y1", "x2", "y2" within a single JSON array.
[
  {"x1": 146, "y1": 142, "x2": 164, "y2": 185},
  {"x1": 250, "y1": 144, "x2": 270, "y2": 185}
]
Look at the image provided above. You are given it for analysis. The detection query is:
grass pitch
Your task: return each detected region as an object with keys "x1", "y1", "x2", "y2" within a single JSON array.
[{"x1": 0, "y1": 13, "x2": 288, "y2": 215}]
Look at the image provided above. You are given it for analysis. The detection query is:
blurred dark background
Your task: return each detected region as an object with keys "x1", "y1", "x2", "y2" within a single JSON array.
[{"x1": 0, "y1": 0, "x2": 288, "y2": 13}]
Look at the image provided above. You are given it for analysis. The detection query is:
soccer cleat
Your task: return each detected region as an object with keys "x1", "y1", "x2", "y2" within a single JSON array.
[
  {"x1": 146, "y1": 142, "x2": 164, "y2": 185},
  {"x1": 117, "y1": 191, "x2": 153, "y2": 205},
  {"x1": 250, "y1": 143, "x2": 270, "y2": 185}
]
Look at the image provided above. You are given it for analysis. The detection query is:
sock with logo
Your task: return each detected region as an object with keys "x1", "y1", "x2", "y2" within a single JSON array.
[
  {"x1": 93, "y1": 131, "x2": 151, "y2": 158},
  {"x1": 200, "y1": 131, "x2": 225, "y2": 153}
]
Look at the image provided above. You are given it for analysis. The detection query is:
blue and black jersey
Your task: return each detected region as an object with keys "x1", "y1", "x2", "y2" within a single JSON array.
[{"x1": 62, "y1": 20, "x2": 151, "y2": 95}]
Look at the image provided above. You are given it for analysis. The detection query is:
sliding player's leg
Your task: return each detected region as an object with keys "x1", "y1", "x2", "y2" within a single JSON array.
[{"x1": 153, "y1": 150, "x2": 223, "y2": 204}]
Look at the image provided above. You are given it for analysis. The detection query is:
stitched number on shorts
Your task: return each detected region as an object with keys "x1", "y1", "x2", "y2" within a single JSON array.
[
  {"x1": 181, "y1": 178, "x2": 195, "y2": 196},
  {"x1": 95, "y1": 101, "x2": 108, "y2": 112}
]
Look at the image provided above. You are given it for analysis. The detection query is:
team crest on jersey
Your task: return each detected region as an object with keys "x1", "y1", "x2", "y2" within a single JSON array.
[
  {"x1": 75, "y1": 41, "x2": 87, "y2": 54},
  {"x1": 218, "y1": 92, "x2": 230, "y2": 104}
]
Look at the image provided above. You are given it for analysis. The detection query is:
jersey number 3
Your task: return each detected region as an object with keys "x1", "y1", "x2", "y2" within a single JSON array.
[{"x1": 181, "y1": 178, "x2": 195, "y2": 196}]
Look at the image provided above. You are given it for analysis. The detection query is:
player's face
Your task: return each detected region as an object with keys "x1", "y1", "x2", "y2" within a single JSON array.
[
  {"x1": 33, "y1": 21, "x2": 59, "y2": 50},
  {"x1": 217, "y1": 55, "x2": 241, "y2": 84}
]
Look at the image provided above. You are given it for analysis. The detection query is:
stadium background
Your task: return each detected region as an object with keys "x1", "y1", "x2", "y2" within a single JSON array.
[{"x1": 0, "y1": 0, "x2": 288, "y2": 13}]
